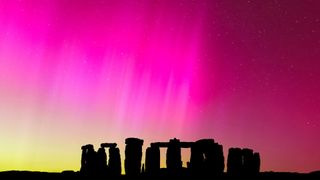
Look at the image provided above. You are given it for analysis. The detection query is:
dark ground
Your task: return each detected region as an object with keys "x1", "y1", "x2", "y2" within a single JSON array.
[{"x1": 0, "y1": 171, "x2": 320, "y2": 179}]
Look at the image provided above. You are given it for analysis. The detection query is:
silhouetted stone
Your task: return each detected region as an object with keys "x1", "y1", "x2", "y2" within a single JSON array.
[
  {"x1": 145, "y1": 145, "x2": 160, "y2": 175},
  {"x1": 79, "y1": 138, "x2": 261, "y2": 177},
  {"x1": 80, "y1": 144, "x2": 97, "y2": 176},
  {"x1": 80, "y1": 145, "x2": 88, "y2": 173},
  {"x1": 125, "y1": 138, "x2": 144, "y2": 176},
  {"x1": 227, "y1": 147, "x2": 260, "y2": 176},
  {"x1": 189, "y1": 139, "x2": 224, "y2": 176},
  {"x1": 253, "y1": 152, "x2": 260, "y2": 174},
  {"x1": 227, "y1": 148, "x2": 242, "y2": 176},
  {"x1": 242, "y1": 148, "x2": 254, "y2": 175},
  {"x1": 166, "y1": 138, "x2": 182, "y2": 174},
  {"x1": 146, "y1": 139, "x2": 196, "y2": 176},
  {"x1": 98, "y1": 142, "x2": 121, "y2": 176},
  {"x1": 109, "y1": 147, "x2": 121, "y2": 176},
  {"x1": 145, "y1": 147, "x2": 158, "y2": 174},
  {"x1": 101, "y1": 143, "x2": 117, "y2": 149},
  {"x1": 190, "y1": 142, "x2": 203, "y2": 175},
  {"x1": 214, "y1": 143, "x2": 225, "y2": 175},
  {"x1": 96, "y1": 147, "x2": 107, "y2": 176}
]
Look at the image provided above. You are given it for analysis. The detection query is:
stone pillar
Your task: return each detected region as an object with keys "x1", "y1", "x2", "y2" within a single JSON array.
[
  {"x1": 125, "y1": 138, "x2": 144, "y2": 176},
  {"x1": 197, "y1": 139, "x2": 224, "y2": 176},
  {"x1": 227, "y1": 148, "x2": 242, "y2": 175},
  {"x1": 96, "y1": 147, "x2": 107, "y2": 175},
  {"x1": 190, "y1": 142, "x2": 203, "y2": 175},
  {"x1": 109, "y1": 147, "x2": 121, "y2": 176},
  {"x1": 253, "y1": 152, "x2": 260, "y2": 174},
  {"x1": 145, "y1": 145, "x2": 160, "y2": 175},
  {"x1": 166, "y1": 138, "x2": 182, "y2": 173},
  {"x1": 202, "y1": 140, "x2": 215, "y2": 175},
  {"x1": 80, "y1": 145, "x2": 88, "y2": 173},
  {"x1": 242, "y1": 148, "x2": 254, "y2": 175},
  {"x1": 213, "y1": 143, "x2": 225, "y2": 175}
]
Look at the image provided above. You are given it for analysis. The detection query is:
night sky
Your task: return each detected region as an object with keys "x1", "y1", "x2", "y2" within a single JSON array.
[{"x1": 0, "y1": 0, "x2": 320, "y2": 173}]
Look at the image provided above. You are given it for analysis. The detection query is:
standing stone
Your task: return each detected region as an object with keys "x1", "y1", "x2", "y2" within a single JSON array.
[
  {"x1": 242, "y1": 148, "x2": 254, "y2": 175},
  {"x1": 125, "y1": 138, "x2": 144, "y2": 176},
  {"x1": 166, "y1": 138, "x2": 182, "y2": 174},
  {"x1": 190, "y1": 142, "x2": 203, "y2": 175},
  {"x1": 96, "y1": 147, "x2": 107, "y2": 175},
  {"x1": 145, "y1": 145, "x2": 160, "y2": 175},
  {"x1": 227, "y1": 148, "x2": 242, "y2": 175},
  {"x1": 214, "y1": 143, "x2": 225, "y2": 175},
  {"x1": 109, "y1": 147, "x2": 122, "y2": 176},
  {"x1": 253, "y1": 152, "x2": 260, "y2": 174}
]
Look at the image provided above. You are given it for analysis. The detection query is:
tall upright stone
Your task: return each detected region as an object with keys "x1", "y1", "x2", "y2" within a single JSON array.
[
  {"x1": 125, "y1": 138, "x2": 144, "y2": 176},
  {"x1": 242, "y1": 148, "x2": 254, "y2": 175},
  {"x1": 227, "y1": 148, "x2": 242, "y2": 175},
  {"x1": 96, "y1": 147, "x2": 107, "y2": 175},
  {"x1": 214, "y1": 143, "x2": 225, "y2": 175},
  {"x1": 145, "y1": 145, "x2": 160, "y2": 175},
  {"x1": 201, "y1": 139, "x2": 215, "y2": 175},
  {"x1": 190, "y1": 142, "x2": 203, "y2": 175},
  {"x1": 109, "y1": 146, "x2": 122, "y2": 176},
  {"x1": 253, "y1": 152, "x2": 260, "y2": 174},
  {"x1": 80, "y1": 145, "x2": 88, "y2": 173},
  {"x1": 166, "y1": 138, "x2": 182, "y2": 174}
]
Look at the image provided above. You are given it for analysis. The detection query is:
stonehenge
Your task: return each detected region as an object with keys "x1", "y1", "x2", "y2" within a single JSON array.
[{"x1": 80, "y1": 138, "x2": 260, "y2": 177}]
